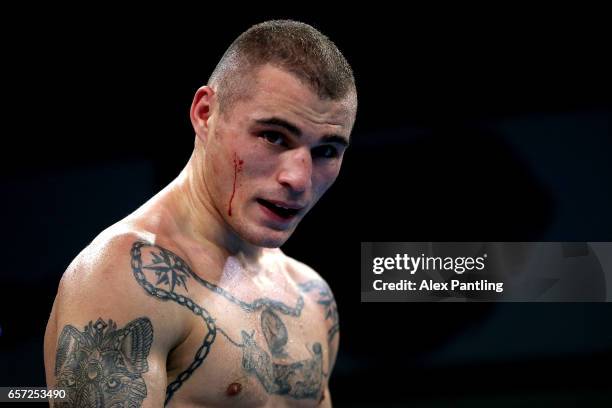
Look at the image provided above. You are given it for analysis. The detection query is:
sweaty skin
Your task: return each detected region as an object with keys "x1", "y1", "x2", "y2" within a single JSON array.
[{"x1": 44, "y1": 64, "x2": 355, "y2": 408}]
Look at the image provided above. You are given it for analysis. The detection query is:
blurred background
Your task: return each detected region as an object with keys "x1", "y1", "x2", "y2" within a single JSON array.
[{"x1": 1, "y1": 5, "x2": 611, "y2": 407}]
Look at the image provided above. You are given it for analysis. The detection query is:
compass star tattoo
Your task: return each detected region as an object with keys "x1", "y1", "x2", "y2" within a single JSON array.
[{"x1": 143, "y1": 247, "x2": 190, "y2": 293}]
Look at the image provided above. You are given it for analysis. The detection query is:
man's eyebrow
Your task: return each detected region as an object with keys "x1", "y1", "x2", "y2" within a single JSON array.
[
  {"x1": 255, "y1": 117, "x2": 301, "y2": 136},
  {"x1": 255, "y1": 117, "x2": 349, "y2": 147},
  {"x1": 321, "y1": 135, "x2": 350, "y2": 147}
]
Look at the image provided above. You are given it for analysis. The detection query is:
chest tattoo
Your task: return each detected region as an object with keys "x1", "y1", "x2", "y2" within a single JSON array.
[{"x1": 130, "y1": 240, "x2": 338, "y2": 404}]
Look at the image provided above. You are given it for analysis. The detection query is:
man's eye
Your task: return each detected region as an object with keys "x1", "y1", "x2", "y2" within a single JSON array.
[
  {"x1": 312, "y1": 145, "x2": 339, "y2": 159},
  {"x1": 260, "y1": 131, "x2": 287, "y2": 147}
]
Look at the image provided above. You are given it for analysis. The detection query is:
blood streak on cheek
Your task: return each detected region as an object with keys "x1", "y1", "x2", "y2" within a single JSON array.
[{"x1": 228, "y1": 152, "x2": 244, "y2": 216}]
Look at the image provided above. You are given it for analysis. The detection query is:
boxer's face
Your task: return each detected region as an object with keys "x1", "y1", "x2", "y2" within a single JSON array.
[{"x1": 192, "y1": 64, "x2": 356, "y2": 247}]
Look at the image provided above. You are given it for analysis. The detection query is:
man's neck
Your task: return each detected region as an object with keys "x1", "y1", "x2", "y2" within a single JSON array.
[{"x1": 160, "y1": 155, "x2": 265, "y2": 265}]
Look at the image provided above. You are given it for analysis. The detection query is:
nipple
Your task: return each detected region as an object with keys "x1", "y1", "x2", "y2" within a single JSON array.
[{"x1": 226, "y1": 382, "x2": 242, "y2": 397}]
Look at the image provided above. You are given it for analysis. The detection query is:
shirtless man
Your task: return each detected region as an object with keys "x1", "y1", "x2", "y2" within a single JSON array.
[{"x1": 43, "y1": 20, "x2": 357, "y2": 407}]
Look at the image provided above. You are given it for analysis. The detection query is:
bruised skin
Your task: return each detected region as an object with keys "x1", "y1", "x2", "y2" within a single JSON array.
[{"x1": 228, "y1": 153, "x2": 245, "y2": 216}]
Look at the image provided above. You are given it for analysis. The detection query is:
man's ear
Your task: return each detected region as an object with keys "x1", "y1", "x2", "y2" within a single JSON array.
[{"x1": 190, "y1": 86, "x2": 216, "y2": 144}]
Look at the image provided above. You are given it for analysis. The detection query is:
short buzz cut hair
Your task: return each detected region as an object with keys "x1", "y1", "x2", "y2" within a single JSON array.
[{"x1": 208, "y1": 20, "x2": 356, "y2": 114}]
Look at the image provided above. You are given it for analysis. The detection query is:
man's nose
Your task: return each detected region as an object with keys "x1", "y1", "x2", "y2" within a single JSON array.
[{"x1": 277, "y1": 148, "x2": 312, "y2": 194}]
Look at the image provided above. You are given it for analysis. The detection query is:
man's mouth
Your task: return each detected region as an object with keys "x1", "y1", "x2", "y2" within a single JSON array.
[{"x1": 257, "y1": 199, "x2": 302, "y2": 219}]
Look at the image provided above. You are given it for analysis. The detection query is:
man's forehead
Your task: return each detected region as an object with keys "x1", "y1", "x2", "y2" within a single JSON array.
[{"x1": 246, "y1": 65, "x2": 356, "y2": 130}]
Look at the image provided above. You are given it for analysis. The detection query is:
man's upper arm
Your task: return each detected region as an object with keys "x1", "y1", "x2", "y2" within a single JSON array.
[{"x1": 44, "y1": 236, "x2": 182, "y2": 407}]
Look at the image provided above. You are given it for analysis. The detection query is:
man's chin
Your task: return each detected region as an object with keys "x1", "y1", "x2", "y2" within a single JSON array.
[
  {"x1": 244, "y1": 225, "x2": 295, "y2": 248},
  {"x1": 250, "y1": 232, "x2": 291, "y2": 248}
]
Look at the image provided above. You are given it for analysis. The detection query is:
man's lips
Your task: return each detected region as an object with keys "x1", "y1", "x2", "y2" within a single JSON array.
[{"x1": 256, "y1": 198, "x2": 305, "y2": 219}]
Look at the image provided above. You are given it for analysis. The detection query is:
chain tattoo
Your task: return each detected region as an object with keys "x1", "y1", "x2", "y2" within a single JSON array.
[
  {"x1": 131, "y1": 241, "x2": 218, "y2": 405},
  {"x1": 130, "y1": 240, "x2": 338, "y2": 404}
]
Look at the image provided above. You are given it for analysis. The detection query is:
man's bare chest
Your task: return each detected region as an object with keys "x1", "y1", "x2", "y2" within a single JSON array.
[{"x1": 130, "y1": 240, "x2": 338, "y2": 407}]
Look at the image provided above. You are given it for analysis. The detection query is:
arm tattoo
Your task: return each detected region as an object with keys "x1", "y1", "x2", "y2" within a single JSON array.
[
  {"x1": 130, "y1": 240, "x2": 334, "y2": 403},
  {"x1": 54, "y1": 317, "x2": 153, "y2": 408}
]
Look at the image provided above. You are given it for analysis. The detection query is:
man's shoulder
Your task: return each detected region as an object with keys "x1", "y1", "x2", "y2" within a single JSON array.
[
  {"x1": 278, "y1": 251, "x2": 332, "y2": 290},
  {"x1": 58, "y1": 223, "x2": 192, "y2": 305},
  {"x1": 53, "y1": 223, "x2": 191, "y2": 342},
  {"x1": 280, "y1": 252, "x2": 339, "y2": 351},
  {"x1": 62, "y1": 224, "x2": 153, "y2": 284},
  {"x1": 47, "y1": 224, "x2": 190, "y2": 379}
]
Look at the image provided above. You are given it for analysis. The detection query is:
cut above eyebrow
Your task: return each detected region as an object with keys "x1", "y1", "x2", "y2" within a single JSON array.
[{"x1": 255, "y1": 117, "x2": 349, "y2": 147}]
